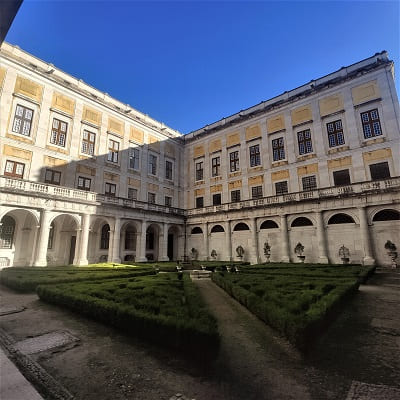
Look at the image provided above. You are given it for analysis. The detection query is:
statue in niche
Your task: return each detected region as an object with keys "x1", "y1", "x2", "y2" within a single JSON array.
[
  {"x1": 294, "y1": 242, "x2": 305, "y2": 263},
  {"x1": 338, "y1": 245, "x2": 350, "y2": 265},
  {"x1": 211, "y1": 249, "x2": 217, "y2": 260},
  {"x1": 263, "y1": 242, "x2": 271, "y2": 264},
  {"x1": 236, "y1": 245, "x2": 244, "y2": 261},
  {"x1": 384, "y1": 240, "x2": 398, "y2": 269}
]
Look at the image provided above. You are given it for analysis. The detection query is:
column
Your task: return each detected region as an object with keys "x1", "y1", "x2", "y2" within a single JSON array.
[
  {"x1": 280, "y1": 214, "x2": 290, "y2": 262},
  {"x1": 76, "y1": 213, "x2": 90, "y2": 265},
  {"x1": 225, "y1": 220, "x2": 232, "y2": 261},
  {"x1": 358, "y1": 207, "x2": 375, "y2": 265},
  {"x1": 315, "y1": 211, "x2": 329, "y2": 264},
  {"x1": 203, "y1": 222, "x2": 209, "y2": 260},
  {"x1": 33, "y1": 209, "x2": 51, "y2": 266},
  {"x1": 251, "y1": 217, "x2": 260, "y2": 264},
  {"x1": 137, "y1": 220, "x2": 147, "y2": 262},
  {"x1": 159, "y1": 223, "x2": 169, "y2": 261},
  {"x1": 111, "y1": 217, "x2": 121, "y2": 263}
]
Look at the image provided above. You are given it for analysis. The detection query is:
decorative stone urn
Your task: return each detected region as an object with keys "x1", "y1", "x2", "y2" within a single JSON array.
[
  {"x1": 294, "y1": 242, "x2": 305, "y2": 263},
  {"x1": 263, "y1": 242, "x2": 271, "y2": 264},
  {"x1": 384, "y1": 240, "x2": 398, "y2": 269},
  {"x1": 338, "y1": 245, "x2": 350, "y2": 265}
]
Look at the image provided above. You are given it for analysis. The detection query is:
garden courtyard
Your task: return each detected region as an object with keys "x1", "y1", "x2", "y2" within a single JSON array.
[{"x1": 0, "y1": 263, "x2": 399, "y2": 400}]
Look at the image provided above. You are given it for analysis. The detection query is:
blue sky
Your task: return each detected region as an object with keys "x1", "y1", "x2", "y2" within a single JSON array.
[{"x1": 5, "y1": 1, "x2": 399, "y2": 134}]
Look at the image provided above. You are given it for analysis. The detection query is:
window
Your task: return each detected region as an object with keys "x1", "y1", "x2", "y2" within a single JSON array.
[
  {"x1": 47, "y1": 222, "x2": 55, "y2": 249},
  {"x1": 107, "y1": 139, "x2": 119, "y2": 163},
  {"x1": 369, "y1": 162, "x2": 390, "y2": 180},
  {"x1": 105, "y1": 182, "x2": 116, "y2": 196},
  {"x1": 212, "y1": 193, "x2": 222, "y2": 205},
  {"x1": 231, "y1": 189, "x2": 241, "y2": 202},
  {"x1": 195, "y1": 196, "x2": 204, "y2": 208},
  {"x1": 0, "y1": 216, "x2": 15, "y2": 249},
  {"x1": 165, "y1": 160, "x2": 173, "y2": 180},
  {"x1": 81, "y1": 130, "x2": 96, "y2": 156},
  {"x1": 251, "y1": 185, "x2": 263, "y2": 199},
  {"x1": 302, "y1": 175, "x2": 317, "y2": 191},
  {"x1": 129, "y1": 147, "x2": 139, "y2": 170},
  {"x1": 195, "y1": 161, "x2": 204, "y2": 181},
  {"x1": 127, "y1": 188, "x2": 137, "y2": 200},
  {"x1": 77, "y1": 176, "x2": 91, "y2": 191},
  {"x1": 361, "y1": 109, "x2": 382, "y2": 139},
  {"x1": 333, "y1": 169, "x2": 351, "y2": 186},
  {"x1": 275, "y1": 181, "x2": 288, "y2": 195},
  {"x1": 249, "y1": 144, "x2": 261, "y2": 167},
  {"x1": 212, "y1": 156, "x2": 220, "y2": 177},
  {"x1": 45, "y1": 169, "x2": 61, "y2": 185},
  {"x1": 297, "y1": 129, "x2": 313, "y2": 155},
  {"x1": 230, "y1": 151, "x2": 240, "y2": 172},
  {"x1": 327, "y1": 120, "x2": 345, "y2": 147},
  {"x1": 165, "y1": 196, "x2": 172, "y2": 207},
  {"x1": 12, "y1": 104, "x2": 33, "y2": 136},
  {"x1": 100, "y1": 224, "x2": 110, "y2": 249},
  {"x1": 272, "y1": 137, "x2": 285, "y2": 161},
  {"x1": 50, "y1": 118, "x2": 68, "y2": 147},
  {"x1": 148, "y1": 154, "x2": 157, "y2": 175},
  {"x1": 148, "y1": 192, "x2": 156, "y2": 204},
  {"x1": 4, "y1": 160, "x2": 25, "y2": 179}
]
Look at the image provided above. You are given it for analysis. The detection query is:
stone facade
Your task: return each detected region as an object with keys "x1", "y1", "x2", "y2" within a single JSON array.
[{"x1": 0, "y1": 43, "x2": 399, "y2": 268}]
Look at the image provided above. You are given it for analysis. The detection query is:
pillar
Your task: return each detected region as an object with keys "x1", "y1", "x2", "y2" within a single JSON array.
[
  {"x1": 159, "y1": 223, "x2": 169, "y2": 261},
  {"x1": 251, "y1": 217, "x2": 260, "y2": 264},
  {"x1": 280, "y1": 214, "x2": 290, "y2": 262},
  {"x1": 137, "y1": 220, "x2": 147, "y2": 262},
  {"x1": 33, "y1": 209, "x2": 51, "y2": 266},
  {"x1": 315, "y1": 211, "x2": 329, "y2": 263},
  {"x1": 226, "y1": 220, "x2": 232, "y2": 261},
  {"x1": 203, "y1": 222, "x2": 209, "y2": 260},
  {"x1": 111, "y1": 217, "x2": 121, "y2": 263},
  {"x1": 76, "y1": 213, "x2": 90, "y2": 265},
  {"x1": 358, "y1": 207, "x2": 375, "y2": 265}
]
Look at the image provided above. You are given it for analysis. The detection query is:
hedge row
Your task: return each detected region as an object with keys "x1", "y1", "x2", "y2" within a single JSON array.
[
  {"x1": 212, "y1": 272, "x2": 360, "y2": 351},
  {"x1": 0, "y1": 266, "x2": 155, "y2": 292},
  {"x1": 36, "y1": 274, "x2": 219, "y2": 360}
]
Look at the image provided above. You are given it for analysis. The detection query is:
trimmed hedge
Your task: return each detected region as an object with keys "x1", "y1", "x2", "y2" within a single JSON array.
[
  {"x1": 0, "y1": 266, "x2": 155, "y2": 292},
  {"x1": 36, "y1": 274, "x2": 219, "y2": 360},
  {"x1": 212, "y1": 271, "x2": 364, "y2": 351}
]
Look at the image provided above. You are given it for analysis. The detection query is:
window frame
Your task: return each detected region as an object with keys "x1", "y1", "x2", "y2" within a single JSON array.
[
  {"x1": 107, "y1": 138, "x2": 120, "y2": 163},
  {"x1": 44, "y1": 169, "x2": 61, "y2": 185},
  {"x1": 251, "y1": 185, "x2": 263, "y2": 199},
  {"x1": 105, "y1": 182, "x2": 117, "y2": 196},
  {"x1": 212, "y1": 193, "x2": 222, "y2": 205},
  {"x1": 229, "y1": 150, "x2": 240, "y2": 172},
  {"x1": 77, "y1": 176, "x2": 91, "y2": 191},
  {"x1": 4, "y1": 160, "x2": 25, "y2": 179},
  {"x1": 332, "y1": 169, "x2": 351, "y2": 186},
  {"x1": 128, "y1": 146, "x2": 140, "y2": 170},
  {"x1": 81, "y1": 129, "x2": 96, "y2": 156},
  {"x1": 271, "y1": 137, "x2": 286, "y2": 162},
  {"x1": 301, "y1": 175, "x2": 317, "y2": 191},
  {"x1": 127, "y1": 187, "x2": 137, "y2": 200},
  {"x1": 326, "y1": 119, "x2": 345, "y2": 148},
  {"x1": 165, "y1": 160, "x2": 173, "y2": 180},
  {"x1": 275, "y1": 180, "x2": 289, "y2": 195},
  {"x1": 211, "y1": 156, "x2": 221, "y2": 177},
  {"x1": 249, "y1": 144, "x2": 261, "y2": 167},
  {"x1": 360, "y1": 108, "x2": 383, "y2": 139},
  {"x1": 165, "y1": 195, "x2": 172, "y2": 207},
  {"x1": 297, "y1": 128, "x2": 313, "y2": 155},
  {"x1": 148, "y1": 153, "x2": 158, "y2": 176},
  {"x1": 50, "y1": 117, "x2": 68, "y2": 148},
  {"x1": 148, "y1": 192, "x2": 156, "y2": 204},
  {"x1": 12, "y1": 104, "x2": 34, "y2": 137},
  {"x1": 195, "y1": 196, "x2": 204, "y2": 208},
  {"x1": 195, "y1": 161, "x2": 204, "y2": 181},
  {"x1": 231, "y1": 189, "x2": 241, "y2": 202},
  {"x1": 369, "y1": 161, "x2": 391, "y2": 181}
]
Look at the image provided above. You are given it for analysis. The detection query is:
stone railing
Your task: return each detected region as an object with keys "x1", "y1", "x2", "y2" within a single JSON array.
[
  {"x1": 187, "y1": 176, "x2": 400, "y2": 216},
  {"x1": 0, "y1": 176, "x2": 185, "y2": 217}
]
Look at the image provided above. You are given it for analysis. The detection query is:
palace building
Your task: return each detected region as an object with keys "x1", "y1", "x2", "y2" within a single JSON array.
[{"x1": 0, "y1": 42, "x2": 399, "y2": 268}]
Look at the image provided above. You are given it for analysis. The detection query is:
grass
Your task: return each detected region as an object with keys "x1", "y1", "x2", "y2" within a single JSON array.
[
  {"x1": 212, "y1": 264, "x2": 375, "y2": 351},
  {"x1": 36, "y1": 273, "x2": 219, "y2": 359},
  {"x1": 0, "y1": 264, "x2": 155, "y2": 292}
]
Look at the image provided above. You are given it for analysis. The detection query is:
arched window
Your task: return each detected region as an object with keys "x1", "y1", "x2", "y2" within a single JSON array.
[
  {"x1": 47, "y1": 222, "x2": 55, "y2": 249},
  {"x1": 373, "y1": 209, "x2": 400, "y2": 222},
  {"x1": 291, "y1": 217, "x2": 313, "y2": 227},
  {"x1": 233, "y1": 222, "x2": 250, "y2": 231},
  {"x1": 328, "y1": 213, "x2": 355, "y2": 224},
  {"x1": 191, "y1": 227, "x2": 203, "y2": 234},
  {"x1": 0, "y1": 216, "x2": 15, "y2": 249},
  {"x1": 211, "y1": 225, "x2": 225, "y2": 233},
  {"x1": 100, "y1": 224, "x2": 110, "y2": 249},
  {"x1": 260, "y1": 220, "x2": 279, "y2": 229}
]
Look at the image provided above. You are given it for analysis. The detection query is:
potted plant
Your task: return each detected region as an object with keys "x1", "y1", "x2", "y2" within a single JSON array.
[{"x1": 294, "y1": 242, "x2": 305, "y2": 263}]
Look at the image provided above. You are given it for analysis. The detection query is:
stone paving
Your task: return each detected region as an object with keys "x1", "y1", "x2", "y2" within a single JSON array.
[{"x1": 345, "y1": 381, "x2": 400, "y2": 400}]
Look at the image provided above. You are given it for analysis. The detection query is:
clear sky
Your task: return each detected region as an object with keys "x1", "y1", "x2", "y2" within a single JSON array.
[{"x1": 5, "y1": 0, "x2": 399, "y2": 134}]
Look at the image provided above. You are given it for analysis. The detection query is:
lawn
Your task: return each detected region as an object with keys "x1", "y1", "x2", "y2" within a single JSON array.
[
  {"x1": 0, "y1": 264, "x2": 155, "y2": 292},
  {"x1": 37, "y1": 273, "x2": 219, "y2": 359},
  {"x1": 212, "y1": 264, "x2": 375, "y2": 351}
]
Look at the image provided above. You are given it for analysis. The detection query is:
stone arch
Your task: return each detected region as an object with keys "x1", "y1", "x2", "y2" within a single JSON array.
[
  {"x1": 328, "y1": 213, "x2": 356, "y2": 224},
  {"x1": 233, "y1": 222, "x2": 250, "y2": 231},
  {"x1": 191, "y1": 226, "x2": 203, "y2": 234},
  {"x1": 88, "y1": 217, "x2": 113, "y2": 263},
  {"x1": 167, "y1": 224, "x2": 181, "y2": 261},
  {"x1": 372, "y1": 209, "x2": 400, "y2": 222},
  {"x1": 146, "y1": 223, "x2": 161, "y2": 261},
  {"x1": 290, "y1": 216, "x2": 314, "y2": 227},
  {"x1": 260, "y1": 220, "x2": 279, "y2": 229},
  {"x1": 121, "y1": 220, "x2": 139, "y2": 261},
  {"x1": 210, "y1": 224, "x2": 225, "y2": 233},
  {"x1": 46, "y1": 214, "x2": 79, "y2": 265},
  {"x1": 0, "y1": 208, "x2": 40, "y2": 267}
]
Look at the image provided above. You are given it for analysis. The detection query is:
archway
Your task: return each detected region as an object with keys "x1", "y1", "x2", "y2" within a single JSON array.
[
  {"x1": 121, "y1": 221, "x2": 139, "y2": 262},
  {"x1": 167, "y1": 225, "x2": 181, "y2": 261},
  {"x1": 146, "y1": 224, "x2": 160, "y2": 261},
  {"x1": 0, "y1": 209, "x2": 38, "y2": 267}
]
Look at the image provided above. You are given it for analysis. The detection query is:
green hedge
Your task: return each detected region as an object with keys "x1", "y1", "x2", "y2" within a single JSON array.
[
  {"x1": 212, "y1": 272, "x2": 361, "y2": 351},
  {"x1": 36, "y1": 274, "x2": 219, "y2": 360},
  {"x1": 0, "y1": 266, "x2": 155, "y2": 292}
]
